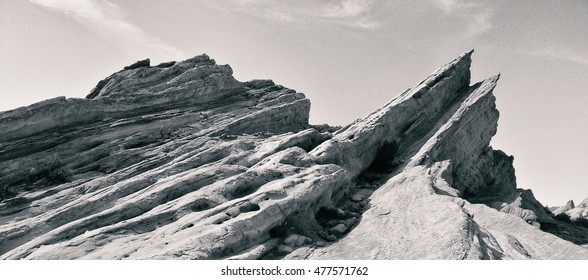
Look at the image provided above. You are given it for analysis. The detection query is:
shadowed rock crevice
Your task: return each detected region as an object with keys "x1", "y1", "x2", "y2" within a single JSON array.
[{"x1": 365, "y1": 140, "x2": 399, "y2": 173}]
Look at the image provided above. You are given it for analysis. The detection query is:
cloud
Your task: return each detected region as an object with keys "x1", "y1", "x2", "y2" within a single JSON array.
[
  {"x1": 29, "y1": 0, "x2": 185, "y2": 60},
  {"x1": 227, "y1": 0, "x2": 380, "y2": 29},
  {"x1": 263, "y1": 8, "x2": 294, "y2": 22},
  {"x1": 432, "y1": 0, "x2": 474, "y2": 13},
  {"x1": 430, "y1": 0, "x2": 494, "y2": 37},
  {"x1": 316, "y1": 0, "x2": 379, "y2": 28},
  {"x1": 467, "y1": 9, "x2": 493, "y2": 35},
  {"x1": 322, "y1": 0, "x2": 372, "y2": 18},
  {"x1": 528, "y1": 47, "x2": 588, "y2": 65}
]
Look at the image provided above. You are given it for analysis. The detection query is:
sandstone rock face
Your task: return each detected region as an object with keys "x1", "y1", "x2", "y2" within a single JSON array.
[
  {"x1": 553, "y1": 200, "x2": 576, "y2": 216},
  {"x1": 1, "y1": 51, "x2": 587, "y2": 259},
  {"x1": 555, "y1": 198, "x2": 588, "y2": 221}
]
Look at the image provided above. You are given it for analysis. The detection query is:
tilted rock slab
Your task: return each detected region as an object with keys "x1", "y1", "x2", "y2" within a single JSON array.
[{"x1": 1, "y1": 51, "x2": 587, "y2": 259}]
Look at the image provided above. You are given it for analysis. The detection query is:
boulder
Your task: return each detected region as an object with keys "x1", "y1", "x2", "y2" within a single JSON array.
[
  {"x1": 330, "y1": 224, "x2": 348, "y2": 237},
  {"x1": 276, "y1": 245, "x2": 294, "y2": 254}
]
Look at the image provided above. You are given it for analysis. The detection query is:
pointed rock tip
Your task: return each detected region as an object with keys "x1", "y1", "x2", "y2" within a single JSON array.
[
  {"x1": 478, "y1": 73, "x2": 500, "y2": 86},
  {"x1": 453, "y1": 49, "x2": 475, "y2": 67},
  {"x1": 458, "y1": 49, "x2": 474, "y2": 62},
  {"x1": 458, "y1": 49, "x2": 474, "y2": 60},
  {"x1": 452, "y1": 49, "x2": 474, "y2": 63},
  {"x1": 436, "y1": 49, "x2": 475, "y2": 73},
  {"x1": 566, "y1": 200, "x2": 575, "y2": 208}
]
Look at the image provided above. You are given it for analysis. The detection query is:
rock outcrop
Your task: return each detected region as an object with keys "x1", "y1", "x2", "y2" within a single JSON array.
[
  {"x1": 569, "y1": 198, "x2": 588, "y2": 222},
  {"x1": 553, "y1": 200, "x2": 576, "y2": 216},
  {"x1": 1, "y1": 51, "x2": 587, "y2": 259},
  {"x1": 553, "y1": 198, "x2": 588, "y2": 221}
]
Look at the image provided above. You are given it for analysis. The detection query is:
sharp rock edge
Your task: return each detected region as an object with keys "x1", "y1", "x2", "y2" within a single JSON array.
[{"x1": 1, "y1": 51, "x2": 587, "y2": 259}]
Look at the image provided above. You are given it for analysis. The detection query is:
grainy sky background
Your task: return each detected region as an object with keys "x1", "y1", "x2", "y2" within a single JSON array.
[{"x1": 0, "y1": 0, "x2": 586, "y2": 206}]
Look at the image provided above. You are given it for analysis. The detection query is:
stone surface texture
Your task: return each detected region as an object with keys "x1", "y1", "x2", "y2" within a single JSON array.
[
  {"x1": 555, "y1": 197, "x2": 588, "y2": 221},
  {"x1": 1, "y1": 51, "x2": 587, "y2": 260}
]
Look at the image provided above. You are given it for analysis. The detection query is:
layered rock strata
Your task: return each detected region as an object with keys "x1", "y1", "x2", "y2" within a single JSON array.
[{"x1": 1, "y1": 51, "x2": 587, "y2": 259}]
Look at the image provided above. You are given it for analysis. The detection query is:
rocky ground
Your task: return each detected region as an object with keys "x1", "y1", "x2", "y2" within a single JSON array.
[{"x1": 0, "y1": 50, "x2": 587, "y2": 259}]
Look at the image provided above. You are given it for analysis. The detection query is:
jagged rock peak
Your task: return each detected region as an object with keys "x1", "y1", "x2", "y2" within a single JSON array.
[
  {"x1": 410, "y1": 49, "x2": 474, "y2": 97},
  {"x1": 1, "y1": 51, "x2": 588, "y2": 260},
  {"x1": 553, "y1": 200, "x2": 575, "y2": 215},
  {"x1": 310, "y1": 48, "x2": 507, "y2": 198},
  {"x1": 566, "y1": 200, "x2": 576, "y2": 209},
  {"x1": 555, "y1": 197, "x2": 588, "y2": 222},
  {"x1": 0, "y1": 54, "x2": 309, "y2": 144},
  {"x1": 86, "y1": 54, "x2": 235, "y2": 99}
]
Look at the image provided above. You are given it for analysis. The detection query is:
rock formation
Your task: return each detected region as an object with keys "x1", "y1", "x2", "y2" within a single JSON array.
[
  {"x1": 553, "y1": 198, "x2": 588, "y2": 221},
  {"x1": 553, "y1": 200, "x2": 576, "y2": 216},
  {"x1": 1, "y1": 51, "x2": 587, "y2": 259}
]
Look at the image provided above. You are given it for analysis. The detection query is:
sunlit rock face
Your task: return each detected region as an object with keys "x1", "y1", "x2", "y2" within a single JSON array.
[{"x1": 1, "y1": 51, "x2": 587, "y2": 260}]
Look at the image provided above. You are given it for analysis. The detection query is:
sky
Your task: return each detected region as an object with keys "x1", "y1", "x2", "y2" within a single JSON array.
[{"x1": 0, "y1": 0, "x2": 586, "y2": 206}]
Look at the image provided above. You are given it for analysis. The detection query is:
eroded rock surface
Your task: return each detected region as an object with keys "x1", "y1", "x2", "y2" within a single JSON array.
[
  {"x1": 1, "y1": 51, "x2": 587, "y2": 259},
  {"x1": 553, "y1": 200, "x2": 576, "y2": 216},
  {"x1": 570, "y1": 198, "x2": 588, "y2": 220},
  {"x1": 553, "y1": 198, "x2": 588, "y2": 221}
]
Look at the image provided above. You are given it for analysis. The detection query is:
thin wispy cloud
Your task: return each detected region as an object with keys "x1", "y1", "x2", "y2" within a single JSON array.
[
  {"x1": 432, "y1": 0, "x2": 474, "y2": 13},
  {"x1": 467, "y1": 9, "x2": 493, "y2": 35},
  {"x1": 29, "y1": 0, "x2": 185, "y2": 60},
  {"x1": 322, "y1": 0, "x2": 372, "y2": 18},
  {"x1": 527, "y1": 47, "x2": 588, "y2": 65},
  {"x1": 228, "y1": 0, "x2": 381, "y2": 29},
  {"x1": 315, "y1": 0, "x2": 379, "y2": 28},
  {"x1": 430, "y1": 0, "x2": 494, "y2": 37},
  {"x1": 263, "y1": 8, "x2": 294, "y2": 23}
]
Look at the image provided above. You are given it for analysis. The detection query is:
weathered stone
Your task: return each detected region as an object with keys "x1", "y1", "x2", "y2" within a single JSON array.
[
  {"x1": 284, "y1": 234, "x2": 310, "y2": 247},
  {"x1": 325, "y1": 235, "x2": 338, "y2": 242},
  {"x1": 228, "y1": 238, "x2": 280, "y2": 260},
  {"x1": 123, "y1": 58, "x2": 150, "y2": 70},
  {"x1": 276, "y1": 245, "x2": 294, "y2": 254},
  {"x1": 324, "y1": 220, "x2": 340, "y2": 228},
  {"x1": 330, "y1": 224, "x2": 348, "y2": 237},
  {"x1": 225, "y1": 207, "x2": 241, "y2": 218},
  {"x1": 553, "y1": 200, "x2": 576, "y2": 216},
  {"x1": 0, "y1": 51, "x2": 587, "y2": 260},
  {"x1": 350, "y1": 194, "x2": 364, "y2": 202},
  {"x1": 348, "y1": 203, "x2": 362, "y2": 213},
  {"x1": 343, "y1": 217, "x2": 358, "y2": 229},
  {"x1": 155, "y1": 61, "x2": 176, "y2": 68},
  {"x1": 315, "y1": 241, "x2": 326, "y2": 247},
  {"x1": 554, "y1": 197, "x2": 588, "y2": 223}
]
